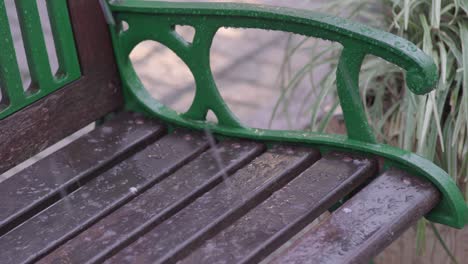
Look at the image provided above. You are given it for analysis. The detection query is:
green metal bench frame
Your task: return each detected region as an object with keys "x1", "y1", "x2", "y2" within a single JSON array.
[
  {"x1": 102, "y1": 0, "x2": 467, "y2": 229},
  {"x1": 0, "y1": 0, "x2": 80, "y2": 117}
]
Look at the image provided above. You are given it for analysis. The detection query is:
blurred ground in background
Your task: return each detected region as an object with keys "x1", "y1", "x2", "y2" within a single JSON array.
[{"x1": 133, "y1": 0, "x2": 331, "y2": 130}]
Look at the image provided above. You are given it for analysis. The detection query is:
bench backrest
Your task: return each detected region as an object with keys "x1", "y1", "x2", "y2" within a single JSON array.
[{"x1": 0, "y1": 0, "x2": 122, "y2": 174}]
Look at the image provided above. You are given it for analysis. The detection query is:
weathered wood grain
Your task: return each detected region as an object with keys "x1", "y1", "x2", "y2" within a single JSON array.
[
  {"x1": 0, "y1": 130, "x2": 208, "y2": 264},
  {"x1": 0, "y1": 112, "x2": 164, "y2": 236},
  {"x1": 105, "y1": 145, "x2": 320, "y2": 264},
  {"x1": 39, "y1": 140, "x2": 265, "y2": 264},
  {"x1": 270, "y1": 169, "x2": 440, "y2": 264},
  {"x1": 180, "y1": 152, "x2": 377, "y2": 264}
]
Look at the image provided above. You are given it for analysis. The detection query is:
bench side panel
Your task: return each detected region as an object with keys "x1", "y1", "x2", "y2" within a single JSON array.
[{"x1": 0, "y1": 0, "x2": 123, "y2": 174}]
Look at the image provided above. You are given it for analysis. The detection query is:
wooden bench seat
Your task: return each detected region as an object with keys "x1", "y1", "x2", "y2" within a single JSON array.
[
  {"x1": 0, "y1": 113, "x2": 164, "y2": 235},
  {"x1": 0, "y1": 112, "x2": 438, "y2": 264}
]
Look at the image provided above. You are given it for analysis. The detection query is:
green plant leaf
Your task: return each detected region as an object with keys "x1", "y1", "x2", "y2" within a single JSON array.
[{"x1": 429, "y1": 223, "x2": 459, "y2": 264}]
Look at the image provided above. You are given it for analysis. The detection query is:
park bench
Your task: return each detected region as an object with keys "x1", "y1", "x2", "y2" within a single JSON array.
[{"x1": 0, "y1": 0, "x2": 466, "y2": 263}]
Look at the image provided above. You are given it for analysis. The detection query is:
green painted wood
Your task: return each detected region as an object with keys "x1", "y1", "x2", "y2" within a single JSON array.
[
  {"x1": 0, "y1": 0, "x2": 80, "y2": 119},
  {"x1": 104, "y1": 0, "x2": 467, "y2": 228}
]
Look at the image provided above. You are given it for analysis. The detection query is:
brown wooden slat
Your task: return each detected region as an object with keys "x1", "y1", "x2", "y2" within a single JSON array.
[
  {"x1": 67, "y1": 0, "x2": 118, "y2": 78},
  {"x1": 180, "y1": 152, "x2": 377, "y2": 264},
  {"x1": 105, "y1": 145, "x2": 320, "y2": 264},
  {"x1": 0, "y1": 0, "x2": 123, "y2": 174},
  {"x1": 0, "y1": 130, "x2": 209, "y2": 264},
  {"x1": 0, "y1": 112, "x2": 164, "y2": 236},
  {"x1": 269, "y1": 169, "x2": 440, "y2": 264},
  {"x1": 39, "y1": 140, "x2": 265, "y2": 264}
]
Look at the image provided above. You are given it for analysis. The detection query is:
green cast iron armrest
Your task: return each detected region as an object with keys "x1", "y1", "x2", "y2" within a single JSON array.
[{"x1": 105, "y1": 0, "x2": 468, "y2": 228}]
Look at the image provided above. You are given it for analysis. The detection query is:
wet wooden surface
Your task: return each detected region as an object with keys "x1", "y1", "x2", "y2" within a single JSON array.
[
  {"x1": 270, "y1": 169, "x2": 440, "y2": 264},
  {"x1": 0, "y1": 128, "x2": 208, "y2": 264},
  {"x1": 180, "y1": 152, "x2": 377, "y2": 264},
  {"x1": 0, "y1": 117, "x2": 441, "y2": 264},
  {"x1": 39, "y1": 140, "x2": 265, "y2": 264},
  {"x1": 0, "y1": 113, "x2": 164, "y2": 236},
  {"x1": 105, "y1": 145, "x2": 320, "y2": 264}
]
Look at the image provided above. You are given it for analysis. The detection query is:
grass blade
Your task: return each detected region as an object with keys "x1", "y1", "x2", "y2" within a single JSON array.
[{"x1": 429, "y1": 223, "x2": 459, "y2": 264}]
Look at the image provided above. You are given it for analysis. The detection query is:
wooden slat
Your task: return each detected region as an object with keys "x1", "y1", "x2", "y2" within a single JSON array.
[
  {"x1": 104, "y1": 145, "x2": 320, "y2": 264},
  {"x1": 0, "y1": 0, "x2": 123, "y2": 174},
  {"x1": 0, "y1": 130, "x2": 209, "y2": 264},
  {"x1": 0, "y1": 112, "x2": 164, "y2": 236},
  {"x1": 66, "y1": 0, "x2": 118, "y2": 78},
  {"x1": 180, "y1": 152, "x2": 377, "y2": 264},
  {"x1": 39, "y1": 140, "x2": 265, "y2": 264},
  {"x1": 269, "y1": 169, "x2": 440, "y2": 264}
]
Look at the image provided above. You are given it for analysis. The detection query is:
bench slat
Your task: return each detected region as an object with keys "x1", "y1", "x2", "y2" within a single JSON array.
[
  {"x1": 180, "y1": 152, "x2": 377, "y2": 264},
  {"x1": 105, "y1": 145, "x2": 320, "y2": 264},
  {"x1": 38, "y1": 140, "x2": 265, "y2": 264},
  {"x1": 0, "y1": 112, "x2": 164, "y2": 235},
  {"x1": 0, "y1": 129, "x2": 208, "y2": 264},
  {"x1": 269, "y1": 169, "x2": 440, "y2": 264}
]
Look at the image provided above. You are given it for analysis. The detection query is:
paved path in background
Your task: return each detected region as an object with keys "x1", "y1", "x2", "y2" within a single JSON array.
[{"x1": 131, "y1": 0, "x2": 328, "y2": 129}]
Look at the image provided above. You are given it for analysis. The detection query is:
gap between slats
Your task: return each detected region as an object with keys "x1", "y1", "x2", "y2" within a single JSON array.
[
  {"x1": 0, "y1": 129, "x2": 210, "y2": 264},
  {"x1": 38, "y1": 140, "x2": 265, "y2": 264},
  {"x1": 178, "y1": 152, "x2": 377, "y2": 264},
  {"x1": 104, "y1": 145, "x2": 320, "y2": 264},
  {"x1": 268, "y1": 169, "x2": 440, "y2": 264}
]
